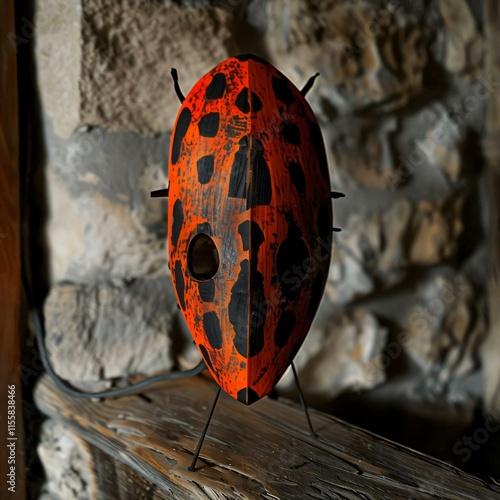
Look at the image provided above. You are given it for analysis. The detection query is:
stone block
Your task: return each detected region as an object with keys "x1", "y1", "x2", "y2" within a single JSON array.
[
  {"x1": 43, "y1": 279, "x2": 177, "y2": 385},
  {"x1": 438, "y1": 0, "x2": 483, "y2": 77},
  {"x1": 403, "y1": 274, "x2": 485, "y2": 390},
  {"x1": 265, "y1": 0, "x2": 429, "y2": 116},
  {"x1": 45, "y1": 127, "x2": 169, "y2": 283},
  {"x1": 277, "y1": 309, "x2": 388, "y2": 403},
  {"x1": 35, "y1": 0, "x2": 234, "y2": 137},
  {"x1": 327, "y1": 196, "x2": 465, "y2": 304},
  {"x1": 38, "y1": 419, "x2": 95, "y2": 500}
]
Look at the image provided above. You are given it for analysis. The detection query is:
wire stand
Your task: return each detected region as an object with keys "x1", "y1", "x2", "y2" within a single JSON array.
[
  {"x1": 291, "y1": 363, "x2": 317, "y2": 437},
  {"x1": 188, "y1": 386, "x2": 222, "y2": 471}
]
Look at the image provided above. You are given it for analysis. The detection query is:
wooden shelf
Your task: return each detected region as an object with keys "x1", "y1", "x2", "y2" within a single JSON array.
[{"x1": 35, "y1": 374, "x2": 500, "y2": 499}]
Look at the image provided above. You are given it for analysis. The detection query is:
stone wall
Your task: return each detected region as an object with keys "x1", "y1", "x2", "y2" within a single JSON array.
[{"x1": 33, "y1": 0, "x2": 491, "y2": 484}]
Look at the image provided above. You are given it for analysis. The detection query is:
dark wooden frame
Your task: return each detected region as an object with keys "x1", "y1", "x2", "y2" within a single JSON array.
[{"x1": 0, "y1": 0, "x2": 26, "y2": 498}]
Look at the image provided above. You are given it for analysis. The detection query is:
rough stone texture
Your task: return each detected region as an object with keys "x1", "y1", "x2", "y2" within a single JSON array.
[
  {"x1": 44, "y1": 279, "x2": 177, "y2": 385},
  {"x1": 415, "y1": 107, "x2": 463, "y2": 183},
  {"x1": 403, "y1": 274, "x2": 485, "y2": 392},
  {"x1": 327, "y1": 196, "x2": 465, "y2": 304},
  {"x1": 329, "y1": 91, "x2": 488, "y2": 191},
  {"x1": 34, "y1": 0, "x2": 82, "y2": 139},
  {"x1": 265, "y1": 0, "x2": 429, "y2": 115},
  {"x1": 277, "y1": 309, "x2": 388, "y2": 404},
  {"x1": 408, "y1": 198, "x2": 465, "y2": 265},
  {"x1": 381, "y1": 97, "x2": 486, "y2": 196},
  {"x1": 35, "y1": 0, "x2": 234, "y2": 137},
  {"x1": 38, "y1": 419, "x2": 95, "y2": 500},
  {"x1": 330, "y1": 116, "x2": 398, "y2": 189},
  {"x1": 438, "y1": 0, "x2": 483, "y2": 77},
  {"x1": 257, "y1": 0, "x2": 487, "y2": 193},
  {"x1": 45, "y1": 125, "x2": 170, "y2": 283}
]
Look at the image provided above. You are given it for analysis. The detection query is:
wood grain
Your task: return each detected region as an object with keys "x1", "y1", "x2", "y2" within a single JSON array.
[
  {"x1": 167, "y1": 56, "x2": 332, "y2": 405},
  {"x1": 35, "y1": 374, "x2": 500, "y2": 499},
  {"x1": 0, "y1": 0, "x2": 26, "y2": 498}
]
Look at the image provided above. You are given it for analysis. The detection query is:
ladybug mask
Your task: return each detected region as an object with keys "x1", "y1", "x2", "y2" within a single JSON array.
[{"x1": 155, "y1": 54, "x2": 335, "y2": 405}]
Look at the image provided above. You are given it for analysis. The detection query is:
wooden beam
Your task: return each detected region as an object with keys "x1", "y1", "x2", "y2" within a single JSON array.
[
  {"x1": 0, "y1": 0, "x2": 26, "y2": 498},
  {"x1": 35, "y1": 375, "x2": 500, "y2": 499}
]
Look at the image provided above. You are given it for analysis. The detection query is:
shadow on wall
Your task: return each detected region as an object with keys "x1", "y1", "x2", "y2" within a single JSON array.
[{"x1": 15, "y1": 0, "x2": 52, "y2": 495}]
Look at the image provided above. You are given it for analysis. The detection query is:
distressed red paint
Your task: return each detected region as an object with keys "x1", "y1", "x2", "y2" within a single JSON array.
[{"x1": 168, "y1": 54, "x2": 332, "y2": 405}]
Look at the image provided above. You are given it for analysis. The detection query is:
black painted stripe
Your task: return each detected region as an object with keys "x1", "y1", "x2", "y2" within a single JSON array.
[
  {"x1": 229, "y1": 260, "x2": 249, "y2": 357},
  {"x1": 206, "y1": 73, "x2": 226, "y2": 100},
  {"x1": 203, "y1": 311, "x2": 223, "y2": 349},
  {"x1": 171, "y1": 107, "x2": 191, "y2": 164},
  {"x1": 174, "y1": 260, "x2": 185, "y2": 310},
  {"x1": 171, "y1": 199, "x2": 183, "y2": 247},
  {"x1": 228, "y1": 135, "x2": 249, "y2": 199}
]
